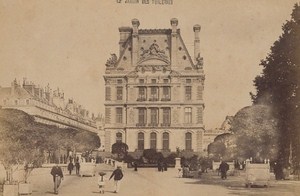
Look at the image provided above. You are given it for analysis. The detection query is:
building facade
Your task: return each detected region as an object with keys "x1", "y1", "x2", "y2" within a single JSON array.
[
  {"x1": 0, "y1": 78, "x2": 99, "y2": 134},
  {"x1": 104, "y1": 18, "x2": 205, "y2": 153}
]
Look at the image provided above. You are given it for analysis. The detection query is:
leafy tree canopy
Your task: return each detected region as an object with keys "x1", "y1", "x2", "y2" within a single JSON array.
[
  {"x1": 231, "y1": 105, "x2": 279, "y2": 162},
  {"x1": 251, "y1": 3, "x2": 300, "y2": 168}
]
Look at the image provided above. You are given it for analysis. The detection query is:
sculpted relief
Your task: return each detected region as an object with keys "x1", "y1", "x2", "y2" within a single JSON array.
[
  {"x1": 139, "y1": 43, "x2": 169, "y2": 63},
  {"x1": 105, "y1": 53, "x2": 118, "y2": 68}
]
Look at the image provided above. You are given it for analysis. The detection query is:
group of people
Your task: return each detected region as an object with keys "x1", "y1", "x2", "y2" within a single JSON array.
[
  {"x1": 50, "y1": 162, "x2": 124, "y2": 194},
  {"x1": 50, "y1": 157, "x2": 81, "y2": 194},
  {"x1": 158, "y1": 161, "x2": 168, "y2": 172},
  {"x1": 67, "y1": 159, "x2": 81, "y2": 175}
]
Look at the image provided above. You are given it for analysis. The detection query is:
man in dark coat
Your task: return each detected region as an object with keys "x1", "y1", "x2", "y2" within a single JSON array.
[
  {"x1": 75, "y1": 161, "x2": 80, "y2": 175},
  {"x1": 67, "y1": 161, "x2": 74, "y2": 175},
  {"x1": 219, "y1": 161, "x2": 229, "y2": 180},
  {"x1": 50, "y1": 162, "x2": 64, "y2": 194},
  {"x1": 109, "y1": 166, "x2": 124, "y2": 193}
]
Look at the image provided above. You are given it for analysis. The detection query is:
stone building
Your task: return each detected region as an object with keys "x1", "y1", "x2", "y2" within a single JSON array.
[
  {"x1": 203, "y1": 116, "x2": 233, "y2": 152},
  {"x1": 0, "y1": 78, "x2": 99, "y2": 134},
  {"x1": 103, "y1": 18, "x2": 205, "y2": 154}
]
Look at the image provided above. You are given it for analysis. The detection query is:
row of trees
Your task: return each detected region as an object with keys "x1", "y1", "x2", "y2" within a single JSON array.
[{"x1": 0, "y1": 108, "x2": 100, "y2": 182}]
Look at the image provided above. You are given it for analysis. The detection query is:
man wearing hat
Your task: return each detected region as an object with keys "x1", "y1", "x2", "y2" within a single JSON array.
[
  {"x1": 50, "y1": 161, "x2": 64, "y2": 194},
  {"x1": 109, "y1": 166, "x2": 123, "y2": 193}
]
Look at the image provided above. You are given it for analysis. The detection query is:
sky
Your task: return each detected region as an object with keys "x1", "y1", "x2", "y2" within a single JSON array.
[{"x1": 0, "y1": 0, "x2": 298, "y2": 129}]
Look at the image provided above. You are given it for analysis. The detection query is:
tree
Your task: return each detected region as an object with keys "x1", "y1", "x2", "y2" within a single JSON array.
[
  {"x1": 111, "y1": 142, "x2": 128, "y2": 160},
  {"x1": 0, "y1": 108, "x2": 101, "y2": 183},
  {"x1": 207, "y1": 133, "x2": 235, "y2": 161},
  {"x1": 251, "y1": 3, "x2": 300, "y2": 170},
  {"x1": 231, "y1": 105, "x2": 279, "y2": 162},
  {"x1": 0, "y1": 109, "x2": 45, "y2": 183}
]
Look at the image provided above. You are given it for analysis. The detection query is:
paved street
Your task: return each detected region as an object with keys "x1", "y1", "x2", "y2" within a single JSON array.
[{"x1": 23, "y1": 164, "x2": 299, "y2": 196}]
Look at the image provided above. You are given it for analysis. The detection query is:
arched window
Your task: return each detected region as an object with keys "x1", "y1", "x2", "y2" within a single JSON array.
[
  {"x1": 138, "y1": 132, "x2": 144, "y2": 150},
  {"x1": 150, "y1": 132, "x2": 157, "y2": 149},
  {"x1": 116, "y1": 132, "x2": 122, "y2": 143},
  {"x1": 185, "y1": 132, "x2": 192, "y2": 150},
  {"x1": 162, "y1": 132, "x2": 169, "y2": 150}
]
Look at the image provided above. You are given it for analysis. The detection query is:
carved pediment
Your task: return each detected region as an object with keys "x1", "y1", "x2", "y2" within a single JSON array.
[{"x1": 138, "y1": 43, "x2": 170, "y2": 65}]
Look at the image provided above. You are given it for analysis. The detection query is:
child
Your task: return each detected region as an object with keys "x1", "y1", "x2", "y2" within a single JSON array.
[{"x1": 98, "y1": 172, "x2": 106, "y2": 194}]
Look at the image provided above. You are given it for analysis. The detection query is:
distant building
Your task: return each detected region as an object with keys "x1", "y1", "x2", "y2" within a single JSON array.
[
  {"x1": 0, "y1": 78, "x2": 99, "y2": 134},
  {"x1": 202, "y1": 116, "x2": 233, "y2": 151},
  {"x1": 103, "y1": 19, "x2": 205, "y2": 154}
]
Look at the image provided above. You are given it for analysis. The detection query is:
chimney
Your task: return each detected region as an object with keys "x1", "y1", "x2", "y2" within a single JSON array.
[
  {"x1": 119, "y1": 27, "x2": 132, "y2": 56},
  {"x1": 193, "y1": 24, "x2": 201, "y2": 62},
  {"x1": 10, "y1": 79, "x2": 18, "y2": 96},
  {"x1": 170, "y1": 18, "x2": 178, "y2": 68},
  {"x1": 131, "y1": 18, "x2": 140, "y2": 66}
]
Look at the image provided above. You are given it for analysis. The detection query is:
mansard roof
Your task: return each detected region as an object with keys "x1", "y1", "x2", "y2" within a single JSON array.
[{"x1": 104, "y1": 19, "x2": 204, "y2": 76}]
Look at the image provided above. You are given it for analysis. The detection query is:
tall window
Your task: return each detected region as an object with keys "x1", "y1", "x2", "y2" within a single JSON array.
[
  {"x1": 162, "y1": 108, "x2": 171, "y2": 126},
  {"x1": 150, "y1": 132, "x2": 157, "y2": 149},
  {"x1": 150, "y1": 108, "x2": 158, "y2": 126},
  {"x1": 138, "y1": 87, "x2": 146, "y2": 101},
  {"x1": 138, "y1": 132, "x2": 144, "y2": 150},
  {"x1": 185, "y1": 132, "x2": 192, "y2": 150},
  {"x1": 116, "y1": 132, "x2": 122, "y2": 143},
  {"x1": 116, "y1": 87, "x2": 123, "y2": 100},
  {"x1": 184, "y1": 107, "x2": 192, "y2": 123},
  {"x1": 162, "y1": 86, "x2": 170, "y2": 101},
  {"x1": 105, "y1": 86, "x2": 111, "y2": 101},
  {"x1": 185, "y1": 86, "x2": 192, "y2": 100},
  {"x1": 138, "y1": 108, "x2": 146, "y2": 126},
  {"x1": 162, "y1": 132, "x2": 169, "y2": 150},
  {"x1": 150, "y1": 87, "x2": 158, "y2": 101},
  {"x1": 116, "y1": 108, "x2": 123, "y2": 123}
]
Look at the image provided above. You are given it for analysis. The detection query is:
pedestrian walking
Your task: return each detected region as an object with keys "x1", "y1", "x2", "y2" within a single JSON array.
[
  {"x1": 50, "y1": 161, "x2": 64, "y2": 194},
  {"x1": 67, "y1": 161, "x2": 74, "y2": 175},
  {"x1": 133, "y1": 162, "x2": 138, "y2": 171},
  {"x1": 163, "y1": 162, "x2": 168, "y2": 171},
  {"x1": 219, "y1": 161, "x2": 229, "y2": 180},
  {"x1": 75, "y1": 161, "x2": 80, "y2": 175},
  {"x1": 109, "y1": 166, "x2": 124, "y2": 193}
]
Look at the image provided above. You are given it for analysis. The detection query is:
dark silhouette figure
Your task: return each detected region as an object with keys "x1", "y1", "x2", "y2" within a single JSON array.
[
  {"x1": 274, "y1": 162, "x2": 284, "y2": 180},
  {"x1": 50, "y1": 162, "x2": 64, "y2": 194},
  {"x1": 134, "y1": 162, "x2": 138, "y2": 171},
  {"x1": 67, "y1": 161, "x2": 74, "y2": 175},
  {"x1": 219, "y1": 161, "x2": 229, "y2": 180},
  {"x1": 75, "y1": 161, "x2": 80, "y2": 175}
]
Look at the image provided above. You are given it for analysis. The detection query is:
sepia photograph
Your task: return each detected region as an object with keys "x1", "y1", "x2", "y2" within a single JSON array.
[{"x1": 0, "y1": 0, "x2": 299, "y2": 195}]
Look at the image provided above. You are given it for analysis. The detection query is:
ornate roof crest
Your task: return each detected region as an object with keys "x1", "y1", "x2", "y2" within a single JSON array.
[{"x1": 138, "y1": 43, "x2": 169, "y2": 64}]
